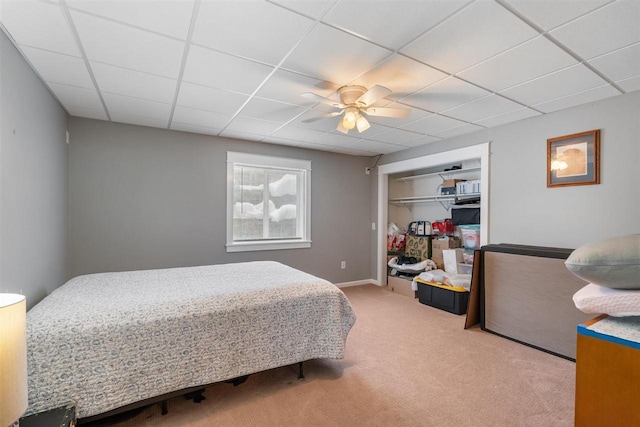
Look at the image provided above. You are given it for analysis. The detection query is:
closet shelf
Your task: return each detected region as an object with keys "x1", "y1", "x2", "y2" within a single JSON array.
[
  {"x1": 389, "y1": 195, "x2": 456, "y2": 204},
  {"x1": 395, "y1": 166, "x2": 481, "y2": 182}
]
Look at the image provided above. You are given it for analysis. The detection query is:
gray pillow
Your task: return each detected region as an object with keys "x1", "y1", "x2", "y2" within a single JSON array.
[{"x1": 565, "y1": 234, "x2": 640, "y2": 289}]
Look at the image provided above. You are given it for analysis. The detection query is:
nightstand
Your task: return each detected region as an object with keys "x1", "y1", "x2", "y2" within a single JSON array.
[{"x1": 20, "y1": 403, "x2": 76, "y2": 427}]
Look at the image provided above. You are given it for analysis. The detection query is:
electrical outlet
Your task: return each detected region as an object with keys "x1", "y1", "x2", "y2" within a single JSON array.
[
  {"x1": 371, "y1": 222, "x2": 376, "y2": 231},
  {"x1": 340, "y1": 261, "x2": 346, "y2": 269},
  {"x1": 365, "y1": 167, "x2": 371, "y2": 175}
]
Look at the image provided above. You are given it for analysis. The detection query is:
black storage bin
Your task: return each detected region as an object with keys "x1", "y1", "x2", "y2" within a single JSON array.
[
  {"x1": 417, "y1": 281, "x2": 469, "y2": 315},
  {"x1": 451, "y1": 204, "x2": 480, "y2": 226}
]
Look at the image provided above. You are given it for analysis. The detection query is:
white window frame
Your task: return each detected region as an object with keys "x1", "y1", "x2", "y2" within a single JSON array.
[{"x1": 226, "y1": 151, "x2": 311, "y2": 252}]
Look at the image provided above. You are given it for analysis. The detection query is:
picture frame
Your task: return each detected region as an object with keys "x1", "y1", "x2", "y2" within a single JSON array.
[{"x1": 547, "y1": 129, "x2": 600, "y2": 188}]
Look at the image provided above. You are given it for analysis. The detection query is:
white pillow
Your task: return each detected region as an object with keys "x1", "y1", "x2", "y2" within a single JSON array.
[
  {"x1": 565, "y1": 234, "x2": 640, "y2": 289},
  {"x1": 573, "y1": 283, "x2": 640, "y2": 317}
]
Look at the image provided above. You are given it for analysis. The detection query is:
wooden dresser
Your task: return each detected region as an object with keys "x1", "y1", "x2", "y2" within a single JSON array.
[{"x1": 575, "y1": 315, "x2": 640, "y2": 426}]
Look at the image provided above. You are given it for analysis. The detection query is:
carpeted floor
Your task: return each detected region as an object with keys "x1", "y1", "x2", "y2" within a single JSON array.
[{"x1": 90, "y1": 284, "x2": 576, "y2": 426}]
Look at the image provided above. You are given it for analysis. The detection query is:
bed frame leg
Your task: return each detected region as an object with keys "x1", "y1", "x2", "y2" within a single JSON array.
[
  {"x1": 161, "y1": 400, "x2": 168, "y2": 415},
  {"x1": 298, "y1": 361, "x2": 305, "y2": 380}
]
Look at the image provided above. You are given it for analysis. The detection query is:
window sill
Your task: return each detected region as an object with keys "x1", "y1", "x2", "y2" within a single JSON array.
[{"x1": 226, "y1": 240, "x2": 312, "y2": 253}]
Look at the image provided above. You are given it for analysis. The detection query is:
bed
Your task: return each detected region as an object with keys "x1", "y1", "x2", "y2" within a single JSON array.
[{"x1": 25, "y1": 261, "x2": 356, "y2": 420}]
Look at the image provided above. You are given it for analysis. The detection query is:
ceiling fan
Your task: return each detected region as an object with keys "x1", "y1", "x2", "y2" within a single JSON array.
[{"x1": 301, "y1": 85, "x2": 411, "y2": 134}]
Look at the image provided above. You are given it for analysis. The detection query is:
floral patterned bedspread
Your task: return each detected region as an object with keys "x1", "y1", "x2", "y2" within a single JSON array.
[{"x1": 26, "y1": 261, "x2": 356, "y2": 418}]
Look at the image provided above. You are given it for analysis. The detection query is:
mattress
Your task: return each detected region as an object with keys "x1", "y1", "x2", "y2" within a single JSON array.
[{"x1": 26, "y1": 261, "x2": 356, "y2": 418}]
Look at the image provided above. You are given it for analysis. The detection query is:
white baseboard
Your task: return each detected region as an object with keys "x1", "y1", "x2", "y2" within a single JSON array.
[{"x1": 334, "y1": 279, "x2": 381, "y2": 288}]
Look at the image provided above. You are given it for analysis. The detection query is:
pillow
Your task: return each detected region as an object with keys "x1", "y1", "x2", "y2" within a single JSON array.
[
  {"x1": 565, "y1": 234, "x2": 640, "y2": 289},
  {"x1": 573, "y1": 283, "x2": 640, "y2": 317}
]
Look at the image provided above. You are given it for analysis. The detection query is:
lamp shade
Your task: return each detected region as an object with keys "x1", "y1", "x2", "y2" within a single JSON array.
[{"x1": 0, "y1": 294, "x2": 28, "y2": 426}]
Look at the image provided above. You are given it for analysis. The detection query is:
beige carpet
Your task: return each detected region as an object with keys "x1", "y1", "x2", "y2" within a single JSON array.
[{"x1": 95, "y1": 285, "x2": 575, "y2": 426}]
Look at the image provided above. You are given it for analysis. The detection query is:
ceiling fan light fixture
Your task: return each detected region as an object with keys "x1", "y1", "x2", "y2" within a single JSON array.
[
  {"x1": 356, "y1": 113, "x2": 370, "y2": 133},
  {"x1": 336, "y1": 120, "x2": 349, "y2": 134}
]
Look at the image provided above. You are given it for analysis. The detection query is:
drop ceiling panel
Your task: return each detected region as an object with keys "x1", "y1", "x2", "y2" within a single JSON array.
[
  {"x1": 434, "y1": 123, "x2": 485, "y2": 139},
  {"x1": 352, "y1": 55, "x2": 448, "y2": 100},
  {"x1": 323, "y1": 0, "x2": 470, "y2": 50},
  {"x1": 239, "y1": 98, "x2": 306, "y2": 123},
  {"x1": 367, "y1": 103, "x2": 433, "y2": 127},
  {"x1": 268, "y1": 0, "x2": 338, "y2": 20},
  {"x1": 102, "y1": 92, "x2": 172, "y2": 121},
  {"x1": 458, "y1": 36, "x2": 577, "y2": 92},
  {"x1": 225, "y1": 116, "x2": 283, "y2": 135},
  {"x1": 71, "y1": 11, "x2": 185, "y2": 78},
  {"x1": 282, "y1": 23, "x2": 392, "y2": 84},
  {"x1": 170, "y1": 121, "x2": 221, "y2": 136},
  {"x1": 91, "y1": 62, "x2": 177, "y2": 104},
  {"x1": 219, "y1": 129, "x2": 265, "y2": 142},
  {"x1": 502, "y1": 0, "x2": 613, "y2": 31},
  {"x1": 369, "y1": 128, "x2": 424, "y2": 145},
  {"x1": 193, "y1": 1, "x2": 314, "y2": 65},
  {"x1": 270, "y1": 126, "x2": 327, "y2": 143},
  {"x1": 0, "y1": 0, "x2": 80, "y2": 56},
  {"x1": 443, "y1": 95, "x2": 524, "y2": 123},
  {"x1": 400, "y1": 114, "x2": 467, "y2": 135},
  {"x1": 109, "y1": 112, "x2": 169, "y2": 129},
  {"x1": 347, "y1": 140, "x2": 401, "y2": 154},
  {"x1": 48, "y1": 82, "x2": 103, "y2": 110},
  {"x1": 401, "y1": 0, "x2": 538, "y2": 74},
  {"x1": 255, "y1": 69, "x2": 337, "y2": 106},
  {"x1": 550, "y1": 0, "x2": 640, "y2": 60},
  {"x1": 66, "y1": 0, "x2": 194, "y2": 39},
  {"x1": 473, "y1": 107, "x2": 541, "y2": 127},
  {"x1": 65, "y1": 105, "x2": 108, "y2": 121},
  {"x1": 295, "y1": 140, "x2": 337, "y2": 151},
  {"x1": 312, "y1": 131, "x2": 361, "y2": 147},
  {"x1": 400, "y1": 77, "x2": 490, "y2": 113},
  {"x1": 532, "y1": 84, "x2": 620, "y2": 113},
  {"x1": 20, "y1": 46, "x2": 93, "y2": 88},
  {"x1": 172, "y1": 105, "x2": 233, "y2": 130},
  {"x1": 500, "y1": 64, "x2": 610, "y2": 105},
  {"x1": 399, "y1": 135, "x2": 441, "y2": 147},
  {"x1": 176, "y1": 81, "x2": 248, "y2": 116},
  {"x1": 262, "y1": 136, "x2": 302, "y2": 147},
  {"x1": 617, "y1": 75, "x2": 640, "y2": 92},
  {"x1": 182, "y1": 45, "x2": 274, "y2": 94},
  {"x1": 588, "y1": 42, "x2": 640, "y2": 83}
]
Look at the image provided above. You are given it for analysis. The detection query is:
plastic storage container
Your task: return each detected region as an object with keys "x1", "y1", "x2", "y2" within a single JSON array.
[
  {"x1": 416, "y1": 279, "x2": 469, "y2": 315},
  {"x1": 460, "y1": 224, "x2": 481, "y2": 249}
]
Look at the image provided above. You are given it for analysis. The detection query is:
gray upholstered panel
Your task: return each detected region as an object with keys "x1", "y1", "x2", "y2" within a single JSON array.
[{"x1": 484, "y1": 251, "x2": 592, "y2": 359}]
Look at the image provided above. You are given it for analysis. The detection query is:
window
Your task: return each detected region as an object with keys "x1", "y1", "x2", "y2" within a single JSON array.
[{"x1": 226, "y1": 152, "x2": 311, "y2": 252}]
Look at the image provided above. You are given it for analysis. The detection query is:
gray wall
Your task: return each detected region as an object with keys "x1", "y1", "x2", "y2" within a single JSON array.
[
  {"x1": 0, "y1": 31, "x2": 68, "y2": 308},
  {"x1": 67, "y1": 118, "x2": 373, "y2": 283},
  {"x1": 377, "y1": 91, "x2": 640, "y2": 252}
]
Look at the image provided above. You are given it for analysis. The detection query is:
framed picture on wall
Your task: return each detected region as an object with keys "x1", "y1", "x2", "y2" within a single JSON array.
[{"x1": 547, "y1": 129, "x2": 600, "y2": 187}]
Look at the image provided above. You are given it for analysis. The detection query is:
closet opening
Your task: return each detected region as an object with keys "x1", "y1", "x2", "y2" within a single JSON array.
[{"x1": 376, "y1": 143, "x2": 490, "y2": 285}]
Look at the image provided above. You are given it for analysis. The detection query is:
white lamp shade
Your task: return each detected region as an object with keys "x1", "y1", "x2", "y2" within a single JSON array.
[{"x1": 0, "y1": 294, "x2": 28, "y2": 426}]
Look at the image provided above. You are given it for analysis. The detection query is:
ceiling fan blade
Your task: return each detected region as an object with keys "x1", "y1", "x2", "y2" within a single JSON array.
[
  {"x1": 301, "y1": 111, "x2": 343, "y2": 123},
  {"x1": 356, "y1": 85, "x2": 392, "y2": 107},
  {"x1": 301, "y1": 92, "x2": 344, "y2": 108},
  {"x1": 362, "y1": 107, "x2": 411, "y2": 118}
]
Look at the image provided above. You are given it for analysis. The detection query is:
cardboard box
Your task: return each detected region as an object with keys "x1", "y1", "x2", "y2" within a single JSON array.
[
  {"x1": 387, "y1": 275, "x2": 417, "y2": 298},
  {"x1": 431, "y1": 256, "x2": 444, "y2": 270},
  {"x1": 405, "y1": 235, "x2": 431, "y2": 261},
  {"x1": 443, "y1": 178, "x2": 465, "y2": 188},
  {"x1": 432, "y1": 237, "x2": 461, "y2": 251}
]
